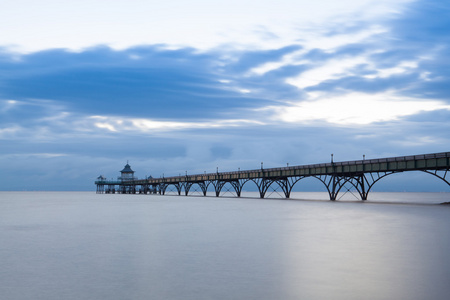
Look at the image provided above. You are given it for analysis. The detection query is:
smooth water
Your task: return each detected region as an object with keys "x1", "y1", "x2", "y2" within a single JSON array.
[{"x1": 1, "y1": 192, "x2": 449, "y2": 300}]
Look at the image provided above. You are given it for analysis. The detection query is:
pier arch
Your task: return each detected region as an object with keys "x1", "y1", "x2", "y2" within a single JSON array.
[
  {"x1": 161, "y1": 183, "x2": 182, "y2": 195},
  {"x1": 359, "y1": 170, "x2": 450, "y2": 194},
  {"x1": 185, "y1": 182, "x2": 208, "y2": 196}
]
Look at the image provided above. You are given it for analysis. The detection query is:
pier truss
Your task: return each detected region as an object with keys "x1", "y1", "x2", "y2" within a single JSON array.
[{"x1": 96, "y1": 152, "x2": 450, "y2": 201}]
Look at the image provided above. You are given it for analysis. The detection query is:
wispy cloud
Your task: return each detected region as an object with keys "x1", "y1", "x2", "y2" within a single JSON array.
[
  {"x1": 90, "y1": 116, "x2": 264, "y2": 133},
  {"x1": 263, "y1": 92, "x2": 450, "y2": 125}
]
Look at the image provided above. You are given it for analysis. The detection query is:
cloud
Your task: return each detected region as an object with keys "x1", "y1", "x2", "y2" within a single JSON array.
[
  {"x1": 90, "y1": 115, "x2": 264, "y2": 133},
  {"x1": 0, "y1": 46, "x2": 279, "y2": 120},
  {"x1": 263, "y1": 92, "x2": 450, "y2": 125},
  {"x1": 0, "y1": 0, "x2": 413, "y2": 53},
  {"x1": 1, "y1": 0, "x2": 450, "y2": 192},
  {"x1": 0, "y1": 98, "x2": 266, "y2": 145}
]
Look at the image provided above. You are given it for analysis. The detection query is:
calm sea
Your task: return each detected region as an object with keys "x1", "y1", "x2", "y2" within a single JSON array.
[{"x1": 1, "y1": 192, "x2": 449, "y2": 300}]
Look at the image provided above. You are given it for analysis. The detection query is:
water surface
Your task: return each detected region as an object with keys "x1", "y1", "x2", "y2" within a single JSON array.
[{"x1": 1, "y1": 192, "x2": 449, "y2": 300}]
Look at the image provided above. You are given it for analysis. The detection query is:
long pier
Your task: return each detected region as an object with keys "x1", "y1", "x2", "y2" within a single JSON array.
[{"x1": 95, "y1": 152, "x2": 450, "y2": 200}]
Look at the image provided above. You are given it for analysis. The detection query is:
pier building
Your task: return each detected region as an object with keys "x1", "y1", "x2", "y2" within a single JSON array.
[{"x1": 119, "y1": 162, "x2": 136, "y2": 181}]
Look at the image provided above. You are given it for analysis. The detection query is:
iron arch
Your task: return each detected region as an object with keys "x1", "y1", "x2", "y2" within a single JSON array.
[
  {"x1": 239, "y1": 179, "x2": 260, "y2": 198},
  {"x1": 185, "y1": 181, "x2": 208, "y2": 196},
  {"x1": 162, "y1": 183, "x2": 182, "y2": 195}
]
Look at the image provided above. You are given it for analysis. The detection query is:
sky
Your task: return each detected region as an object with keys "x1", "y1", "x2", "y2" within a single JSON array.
[{"x1": 1, "y1": 0, "x2": 449, "y2": 191}]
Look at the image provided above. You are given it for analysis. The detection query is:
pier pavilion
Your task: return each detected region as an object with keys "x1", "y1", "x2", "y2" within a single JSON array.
[
  {"x1": 96, "y1": 162, "x2": 141, "y2": 194},
  {"x1": 119, "y1": 162, "x2": 136, "y2": 181}
]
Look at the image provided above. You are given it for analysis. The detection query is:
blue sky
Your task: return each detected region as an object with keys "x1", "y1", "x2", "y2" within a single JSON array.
[{"x1": 1, "y1": 0, "x2": 449, "y2": 191}]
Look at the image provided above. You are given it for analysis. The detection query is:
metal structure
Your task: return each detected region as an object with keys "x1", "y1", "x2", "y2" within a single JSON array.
[{"x1": 95, "y1": 152, "x2": 450, "y2": 200}]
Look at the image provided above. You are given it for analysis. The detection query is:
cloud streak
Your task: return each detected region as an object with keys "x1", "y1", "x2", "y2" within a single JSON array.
[{"x1": 264, "y1": 92, "x2": 450, "y2": 125}]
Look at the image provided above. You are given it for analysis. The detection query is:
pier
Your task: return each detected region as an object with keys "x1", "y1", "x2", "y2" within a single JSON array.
[{"x1": 95, "y1": 152, "x2": 450, "y2": 201}]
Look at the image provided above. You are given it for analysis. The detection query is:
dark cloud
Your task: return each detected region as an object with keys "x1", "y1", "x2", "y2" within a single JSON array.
[
  {"x1": 0, "y1": 46, "x2": 275, "y2": 119},
  {"x1": 390, "y1": 0, "x2": 450, "y2": 44}
]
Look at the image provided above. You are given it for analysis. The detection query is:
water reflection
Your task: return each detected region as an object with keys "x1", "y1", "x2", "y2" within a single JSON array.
[{"x1": 280, "y1": 202, "x2": 450, "y2": 299}]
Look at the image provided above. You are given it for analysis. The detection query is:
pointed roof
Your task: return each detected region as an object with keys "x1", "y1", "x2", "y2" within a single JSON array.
[{"x1": 120, "y1": 163, "x2": 134, "y2": 173}]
